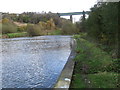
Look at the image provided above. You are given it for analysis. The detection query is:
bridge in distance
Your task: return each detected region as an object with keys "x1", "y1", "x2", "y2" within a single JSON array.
[{"x1": 57, "y1": 11, "x2": 90, "y2": 22}]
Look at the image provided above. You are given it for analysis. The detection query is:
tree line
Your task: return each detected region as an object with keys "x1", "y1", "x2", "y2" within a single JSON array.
[
  {"x1": 78, "y1": 2, "x2": 119, "y2": 58},
  {"x1": 2, "y1": 12, "x2": 62, "y2": 27},
  {"x1": 1, "y1": 11, "x2": 79, "y2": 37}
]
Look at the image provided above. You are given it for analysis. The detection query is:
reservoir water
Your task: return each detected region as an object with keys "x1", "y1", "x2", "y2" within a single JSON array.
[{"x1": 1, "y1": 35, "x2": 72, "y2": 88}]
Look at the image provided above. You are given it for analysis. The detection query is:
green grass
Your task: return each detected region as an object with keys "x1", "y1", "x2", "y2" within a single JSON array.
[
  {"x1": 70, "y1": 74, "x2": 86, "y2": 88},
  {"x1": 74, "y1": 37, "x2": 113, "y2": 73},
  {"x1": 48, "y1": 29, "x2": 62, "y2": 35},
  {"x1": 71, "y1": 72, "x2": 119, "y2": 88},
  {"x1": 6, "y1": 32, "x2": 28, "y2": 38},
  {"x1": 70, "y1": 34, "x2": 119, "y2": 88},
  {"x1": 88, "y1": 72, "x2": 119, "y2": 88}
]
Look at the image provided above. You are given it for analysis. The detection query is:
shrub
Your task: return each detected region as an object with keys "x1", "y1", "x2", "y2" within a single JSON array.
[
  {"x1": 48, "y1": 18, "x2": 56, "y2": 30},
  {"x1": 2, "y1": 19, "x2": 17, "y2": 34},
  {"x1": 107, "y1": 59, "x2": 120, "y2": 73},
  {"x1": 2, "y1": 23, "x2": 17, "y2": 34},
  {"x1": 26, "y1": 24, "x2": 42, "y2": 36},
  {"x1": 17, "y1": 26, "x2": 27, "y2": 32},
  {"x1": 38, "y1": 19, "x2": 56, "y2": 30},
  {"x1": 38, "y1": 21, "x2": 47, "y2": 30},
  {"x1": 2, "y1": 18, "x2": 10, "y2": 23},
  {"x1": 61, "y1": 21, "x2": 79, "y2": 35}
]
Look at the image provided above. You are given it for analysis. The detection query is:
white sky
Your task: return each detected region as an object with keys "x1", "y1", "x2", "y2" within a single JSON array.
[
  {"x1": 0, "y1": 0, "x2": 97, "y2": 22},
  {"x1": 0, "y1": 0, "x2": 97, "y2": 13}
]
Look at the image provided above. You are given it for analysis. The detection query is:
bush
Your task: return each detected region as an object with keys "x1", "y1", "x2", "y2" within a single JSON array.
[
  {"x1": 46, "y1": 18, "x2": 56, "y2": 30},
  {"x1": 2, "y1": 20, "x2": 17, "y2": 34},
  {"x1": 38, "y1": 21, "x2": 46, "y2": 30},
  {"x1": 107, "y1": 58, "x2": 120, "y2": 73},
  {"x1": 76, "y1": 21, "x2": 86, "y2": 32},
  {"x1": 26, "y1": 24, "x2": 42, "y2": 36},
  {"x1": 61, "y1": 21, "x2": 79, "y2": 35},
  {"x1": 38, "y1": 18, "x2": 56, "y2": 30},
  {"x1": 17, "y1": 26, "x2": 27, "y2": 32},
  {"x1": 2, "y1": 18, "x2": 9, "y2": 23}
]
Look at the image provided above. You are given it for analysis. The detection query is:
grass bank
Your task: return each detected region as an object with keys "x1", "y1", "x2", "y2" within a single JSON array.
[
  {"x1": 1, "y1": 32, "x2": 28, "y2": 38},
  {"x1": 70, "y1": 34, "x2": 119, "y2": 88},
  {"x1": 1, "y1": 29, "x2": 62, "y2": 39},
  {"x1": 48, "y1": 29, "x2": 62, "y2": 35}
]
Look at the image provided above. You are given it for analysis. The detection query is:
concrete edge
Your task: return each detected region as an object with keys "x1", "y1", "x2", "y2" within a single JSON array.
[{"x1": 53, "y1": 37, "x2": 76, "y2": 89}]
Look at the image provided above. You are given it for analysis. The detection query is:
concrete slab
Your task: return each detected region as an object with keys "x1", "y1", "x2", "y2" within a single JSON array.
[{"x1": 54, "y1": 38, "x2": 76, "y2": 89}]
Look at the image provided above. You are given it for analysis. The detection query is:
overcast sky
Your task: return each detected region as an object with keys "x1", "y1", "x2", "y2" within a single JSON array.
[
  {"x1": 0, "y1": 0, "x2": 97, "y2": 13},
  {"x1": 0, "y1": 0, "x2": 97, "y2": 22}
]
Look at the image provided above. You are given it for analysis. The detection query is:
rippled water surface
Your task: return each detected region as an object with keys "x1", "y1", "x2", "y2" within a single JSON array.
[{"x1": 1, "y1": 35, "x2": 72, "y2": 88}]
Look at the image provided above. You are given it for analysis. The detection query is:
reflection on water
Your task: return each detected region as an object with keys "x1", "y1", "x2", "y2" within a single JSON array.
[{"x1": 1, "y1": 35, "x2": 72, "y2": 88}]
